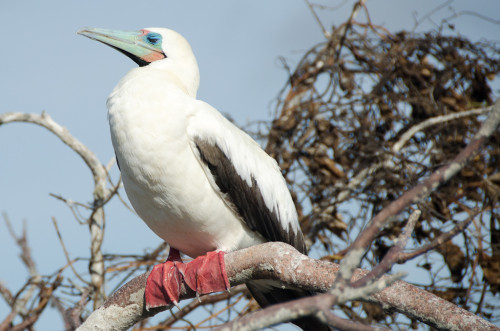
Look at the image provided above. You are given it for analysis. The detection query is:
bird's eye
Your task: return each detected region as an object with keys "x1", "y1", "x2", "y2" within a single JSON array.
[{"x1": 145, "y1": 33, "x2": 162, "y2": 46}]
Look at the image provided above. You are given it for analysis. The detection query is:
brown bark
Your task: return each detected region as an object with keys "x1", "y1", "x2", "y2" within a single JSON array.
[{"x1": 76, "y1": 242, "x2": 497, "y2": 331}]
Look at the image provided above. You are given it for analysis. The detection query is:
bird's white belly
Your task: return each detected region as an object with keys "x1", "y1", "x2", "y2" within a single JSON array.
[{"x1": 109, "y1": 105, "x2": 263, "y2": 258}]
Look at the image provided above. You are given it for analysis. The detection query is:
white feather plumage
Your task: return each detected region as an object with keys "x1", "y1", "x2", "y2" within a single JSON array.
[{"x1": 107, "y1": 28, "x2": 300, "y2": 258}]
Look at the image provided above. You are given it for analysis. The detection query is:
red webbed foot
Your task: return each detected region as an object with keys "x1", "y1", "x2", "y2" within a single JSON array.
[
  {"x1": 145, "y1": 248, "x2": 185, "y2": 309},
  {"x1": 183, "y1": 251, "x2": 229, "y2": 296},
  {"x1": 145, "y1": 249, "x2": 229, "y2": 310}
]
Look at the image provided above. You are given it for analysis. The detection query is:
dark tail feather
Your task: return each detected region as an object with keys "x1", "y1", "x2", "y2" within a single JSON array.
[{"x1": 246, "y1": 281, "x2": 331, "y2": 331}]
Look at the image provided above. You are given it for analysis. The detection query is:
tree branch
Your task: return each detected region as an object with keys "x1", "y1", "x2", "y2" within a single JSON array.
[
  {"x1": 76, "y1": 242, "x2": 496, "y2": 331},
  {"x1": 337, "y1": 99, "x2": 500, "y2": 286},
  {"x1": 397, "y1": 212, "x2": 477, "y2": 263},
  {"x1": 0, "y1": 111, "x2": 110, "y2": 307},
  {"x1": 0, "y1": 112, "x2": 109, "y2": 195}
]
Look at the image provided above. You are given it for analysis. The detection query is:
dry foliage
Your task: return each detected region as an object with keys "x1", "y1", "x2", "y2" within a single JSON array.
[
  {"x1": 1, "y1": 3, "x2": 500, "y2": 331},
  {"x1": 263, "y1": 10, "x2": 500, "y2": 326}
]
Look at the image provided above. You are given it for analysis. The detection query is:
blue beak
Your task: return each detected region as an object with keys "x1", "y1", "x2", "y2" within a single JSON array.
[{"x1": 78, "y1": 27, "x2": 165, "y2": 66}]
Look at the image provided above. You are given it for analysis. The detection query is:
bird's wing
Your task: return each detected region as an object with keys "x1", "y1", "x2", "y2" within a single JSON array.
[
  {"x1": 187, "y1": 102, "x2": 331, "y2": 331},
  {"x1": 186, "y1": 101, "x2": 306, "y2": 253}
]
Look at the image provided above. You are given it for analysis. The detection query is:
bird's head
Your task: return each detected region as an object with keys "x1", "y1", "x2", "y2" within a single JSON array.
[
  {"x1": 78, "y1": 27, "x2": 200, "y2": 95},
  {"x1": 78, "y1": 27, "x2": 191, "y2": 66}
]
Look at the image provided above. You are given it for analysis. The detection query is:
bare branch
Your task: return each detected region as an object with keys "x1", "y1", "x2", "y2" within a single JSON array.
[
  {"x1": 336, "y1": 106, "x2": 492, "y2": 204},
  {"x1": 76, "y1": 242, "x2": 496, "y2": 331},
  {"x1": 353, "y1": 210, "x2": 421, "y2": 287},
  {"x1": 321, "y1": 311, "x2": 386, "y2": 331},
  {"x1": 163, "y1": 284, "x2": 247, "y2": 327},
  {"x1": 392, "y1": 107, "x2": 492, "y2": 153},
  {"x1": 397, "y1": 212, "x2": 476, "y2": 263},
  {"x1": 337, "y1": 99, "x2": 500, "y2": 285},
  {"x1": 215, "y1": 294, "x2": 332, "y2": 331},
  {"x1": 304, "y1": 0, "x2": 330, "y2": 39},
  {"x1": 0, "y1": 111, "x2": 109, "y2": 307},
  {"x1": 0, "y1": 112, "x2": 109, "y2": 197},
  {"x1": 52, "y1": 217, "x2": 89, "y2": 285},
  {"x1": 335, "y1": 0, "x2": 368, "y2": 59},
  {"x1": 2, "y1": 213, "x2": 41, "y2": 319},
  {"x1": 64, "y1": 289, "x2": 90, "y2": 330},
  {"x1": 442, "y1": 9, "x2": 500, "y2": 26},
  {"x1": 0, "y1": 282, "x2": 14, "y2": 307},
  {"x1": 2, "y1": 213, "x2": 38, "y2": 278}
]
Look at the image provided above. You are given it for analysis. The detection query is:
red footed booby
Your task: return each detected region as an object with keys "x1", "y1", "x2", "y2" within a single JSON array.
[{"x1": 78, "y1": 27, "x2": 329, "y2": 330}]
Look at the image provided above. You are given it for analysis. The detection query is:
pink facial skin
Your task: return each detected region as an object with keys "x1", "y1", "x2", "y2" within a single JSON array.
[
  {"x1": 139, "y1": 29, "x2": 166, "y2": 63},
  {"x1": 142, "y1": 52, "x2": 166, "y2": 62}
]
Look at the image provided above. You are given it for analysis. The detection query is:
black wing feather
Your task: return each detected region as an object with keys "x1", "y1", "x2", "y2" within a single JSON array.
[
  {"x1": 194, "y1": 137, "x2": 331, "y2": 330},
  {"x1": 194, "y1": 138, "x2": 306, "y2": 254}
]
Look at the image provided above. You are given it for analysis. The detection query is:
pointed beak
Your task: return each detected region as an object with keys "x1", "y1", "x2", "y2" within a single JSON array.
[{"x1": 77, "y1": 27, "x2": 165, "y2": 66}]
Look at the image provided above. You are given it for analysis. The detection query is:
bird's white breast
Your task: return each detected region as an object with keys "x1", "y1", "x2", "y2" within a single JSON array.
[{"x1": 107, "y1": 67, "x2": 263, "y2": 257}]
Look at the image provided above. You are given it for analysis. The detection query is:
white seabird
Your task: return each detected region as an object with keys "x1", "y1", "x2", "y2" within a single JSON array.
[{"x1": 78, "y1": 27, "x2": 329, "y2": 331}]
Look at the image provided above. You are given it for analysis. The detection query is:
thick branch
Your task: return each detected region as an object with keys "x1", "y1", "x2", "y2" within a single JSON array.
[{"x1": 76, "y1": 242, "x2": 496, "y2": 331}]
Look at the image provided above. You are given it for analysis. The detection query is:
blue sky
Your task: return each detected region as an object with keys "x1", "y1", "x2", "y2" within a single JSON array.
[{"x1": 1, "y1": 1, "x2": 499, "y2": 329}]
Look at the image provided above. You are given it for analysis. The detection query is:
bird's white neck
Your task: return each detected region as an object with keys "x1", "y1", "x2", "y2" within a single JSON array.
[{"x1": 146, "y1": 54, "x2": 200, "y2": 98}]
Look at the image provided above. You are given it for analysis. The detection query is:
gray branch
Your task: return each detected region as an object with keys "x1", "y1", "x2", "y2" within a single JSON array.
[
  {"x1": 76, "y1": 242, "x2": 497, "y2": 331},
  {"x1": 0, "y1": 111, "x2": 110, "y2": 307}
]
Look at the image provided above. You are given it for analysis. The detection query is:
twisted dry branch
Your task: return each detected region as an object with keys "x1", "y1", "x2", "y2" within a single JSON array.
[
  {"x1": 0, "y1": 111, "x2": 110, "y2": 307},
  {"x1": 76, "y1": 242, "x2": 497, "y2": 331}
]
